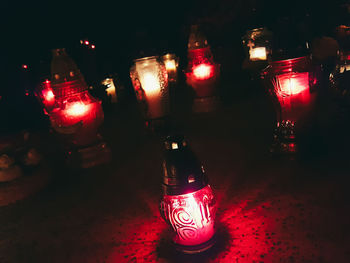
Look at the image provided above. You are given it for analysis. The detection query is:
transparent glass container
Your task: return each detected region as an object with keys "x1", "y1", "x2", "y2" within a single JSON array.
[
  {"x1": 261, "y1": 56, "x2": 319, "y2": 154},
  {"x1": 160, "y1": 185, "x2": 216, "y2": 253},
  {"x1": 130, "y1": 56, "x2": 169, "y2": 120},
  {"x1": 161, "y1": 53, "x2": 179, "y2": 83}
]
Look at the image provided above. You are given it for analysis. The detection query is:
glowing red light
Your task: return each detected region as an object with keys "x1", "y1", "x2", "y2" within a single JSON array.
[
  {"x1": 160, "y1": 185, "x2": 215, "y2": 248},
  {"x1": 193, "y1": 64, "x2": 214, "y2": 80},
  {"x1": 277, "y1": 72, "x2": 309, "y2": 96},
  {"x1": 22, "y1": 64, "x2": 28, "y2": 69},
  {"x1": 91, "y1": 45, "x2": 95, "y2": 49},
  {"x1": 65, "y1": 102, "x2": 90, "y2": 117},
  {"x1": 43, "y1": 89, "x2": 55, "y2": 102},
  {"x1": 84, "y1": 40, "x2": 89, "y2": 45}
]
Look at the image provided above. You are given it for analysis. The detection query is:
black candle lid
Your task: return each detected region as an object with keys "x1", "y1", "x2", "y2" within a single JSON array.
[{"x1": 162, "y1": 135, "x2": 208, "y2": 196}]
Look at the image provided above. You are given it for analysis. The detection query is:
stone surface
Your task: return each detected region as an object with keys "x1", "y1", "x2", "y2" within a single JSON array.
[{"x1": 0, "y1": 91, "x2": 349, "y2": 262}]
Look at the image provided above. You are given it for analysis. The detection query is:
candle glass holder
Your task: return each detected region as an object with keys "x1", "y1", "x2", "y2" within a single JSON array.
[
  {"x1": 160, "y1": 135, "x2": 216, "y2": 254},
  {"x1": 261, "y1": 56, "x2": 319, "y2": 154},
  {"x1": 130, "y1": 56, "x2": 170, "y2": 132},
  {"x1": 35, "y1": 80, "x2": 56, "y2": 115},
  {"x1": 49, "y1": 48, "x2": 110, "y2": 168},
  {"x1": 242, "y1": 27, "x2": 273, "y2": 62},
  {"x1": 185, "y1": 25, "x2": 220, "y2": 113}
]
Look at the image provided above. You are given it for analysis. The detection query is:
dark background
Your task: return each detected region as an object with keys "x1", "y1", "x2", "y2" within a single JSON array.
[{"x1": 0, "y1": 0, "x2": 348, "y2": 133}]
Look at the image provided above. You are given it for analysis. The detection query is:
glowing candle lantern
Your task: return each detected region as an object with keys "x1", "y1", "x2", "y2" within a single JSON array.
[
  {"x1": 242, "y1": 27, "x2": 273, "y2": 62},
  {"x1": 249, "y1": 47, "x2": 267, "y2": 61},
  {"x1": 101, "y1": 78, "x2": 117, "y2": 103},
  {"x1": 261, "y1": 56, "x2": 318, "y2": 154},
  {"x1": 185, "y1": 25, "x2": 220, "y2": 112},
  {"x1": 48, "y1": 48, "x2": 109, "y2": 167},
  {"x1": 130, "y1": 56, "x2": 169, "y2": 124},
  {"x1": 161, "y1": 53, "x2": 179, "y2": 83},
  {"x1": 160, "y1": 135, "x2": 216, "y2": 254},
  {"x1": 35, "y1": 80, "x2": 55, "y2": 114}
]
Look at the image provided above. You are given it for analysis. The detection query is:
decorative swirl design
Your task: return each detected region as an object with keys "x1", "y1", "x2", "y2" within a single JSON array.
[
  {"x1": 172, "y1": 207, "x2": 194, "y2": 227},
  {"x1": 171, "y1": 207, "x2": 197, "y2": 241},
  {"x1": 178, "y1": 227, "x2": 197, "y2": 241}
]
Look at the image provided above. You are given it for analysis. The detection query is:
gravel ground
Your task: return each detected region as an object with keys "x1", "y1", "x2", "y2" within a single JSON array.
[{"x1": 0, "y1": 86, "x2": 350, "y2": 263}]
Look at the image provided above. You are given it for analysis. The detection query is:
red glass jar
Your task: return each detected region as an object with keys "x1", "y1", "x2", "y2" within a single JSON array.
[
  {"x1": 185, "y1": 25, "x2": 220, "y2": 112},
  {"x1": 261, "y1": 56, "x2": 318, "y2": 153},
  {"x1": 160, "y1": 135, "x2": 216, "y2": 253}
]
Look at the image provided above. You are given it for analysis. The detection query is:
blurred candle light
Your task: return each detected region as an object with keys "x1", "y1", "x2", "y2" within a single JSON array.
[
  {"x1": 35, "y1": 80, "x2": 55, "y2": 113},
  {"x1": 161, "y1": 53, "x2": 179, "y2": 83},
  {"x1": 249, "y1": 47, "x2": 267, "y2": 61},
  {"x1": 242, "y1": 28, "x2": 273, "y2": 62},
  {"x1": 101, "y1": 78, "x2": 117, "y2": 103},
  {"x1": 330, "y1": 50, "x2": 350, "y2": 102},
  {"x1": 185, "y1": 25, "x2": 220, "y2": 112},
  {"x1": 47, "y1": 48, "x2": 110, "y2": 168}
]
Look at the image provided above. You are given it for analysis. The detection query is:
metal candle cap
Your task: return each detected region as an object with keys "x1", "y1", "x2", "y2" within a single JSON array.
[{"x1": 162, "y1": 135, "x2": 208, "y2": 196}]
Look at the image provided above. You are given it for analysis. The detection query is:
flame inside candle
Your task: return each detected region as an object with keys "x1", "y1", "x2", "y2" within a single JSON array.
[{"x1": 193, "y1": 64, "x2": 214, "y2": 80}]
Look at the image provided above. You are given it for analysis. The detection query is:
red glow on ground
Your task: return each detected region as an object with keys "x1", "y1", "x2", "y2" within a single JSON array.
[
  {"x1": 84, "y1": 40, "x2": 89, "y2": 45},
  {"x1": 161, "y1": 185, "x2": 215, "y2": 247},
  {"x1": 193, "y1": 64, "x2": 214, "y2": 80},
  {"x1": 91, "y1": 45, "x2": 95, "y2": 49},
  {"x1": 22, "y1": 64, "x2": 28, "y2": 69}
]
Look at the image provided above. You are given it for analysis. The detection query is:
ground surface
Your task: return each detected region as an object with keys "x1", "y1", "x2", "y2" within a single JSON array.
[{"x1": 0, "y1": 84, "x2": 350, "y2": 263}]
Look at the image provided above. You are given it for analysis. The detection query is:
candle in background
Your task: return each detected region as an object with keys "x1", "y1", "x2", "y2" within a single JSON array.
[
  {"x1": 249, "y1": 47, "x2": 267, "y2": 61},
  {"x1": 330, "y1": 50, "x2": 350, "y2": 103},
  {"x1": 131, "y1": 56, "x2": 169, "y2": 121},
  {"x1": 35, "y1": 80, "x2": 55, "y2": 114},
  {"x1": 185, "y1": 25, "x2": 220, "y2": 112},
  {"x1": 46, "y1": 48, "x2": 110, "y2": 168},
  {"x1": 101, "y1": 78, "x2": 117, "y2": 103},
  {"x1": 242, "y1": 27, "x2": 273, "y2": 62},
  {"x1": 161, "y1": 53, "x2": 179, "y2": 83},
  {"x1": 261, "y1": 56, "x2": 319, "y2": 154}
]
